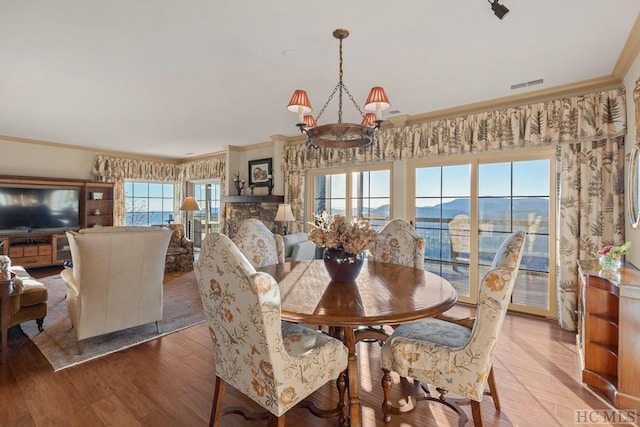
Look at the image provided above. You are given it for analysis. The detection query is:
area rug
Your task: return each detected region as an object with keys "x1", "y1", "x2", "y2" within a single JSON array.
[{"x1": 20, "y1": 271, "x2": 205, "y2": 372}]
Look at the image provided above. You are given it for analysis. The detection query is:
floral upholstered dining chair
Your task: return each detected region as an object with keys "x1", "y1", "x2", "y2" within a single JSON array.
[
  {"x1": 232, "y1": 218, "x2": 285, "y2": 268},
  {"x1": 380, "y1": 230, "x2": 525, "y2": 427},
  {"x1": 361, "y1": 218, "x2": 427, "y2": 344},
  {"x1": 369, "y1": 218, "x2": 426, "y2": 269},
  {"x1": 194, "y1": 233, "x2": 349, "y2": 426}
]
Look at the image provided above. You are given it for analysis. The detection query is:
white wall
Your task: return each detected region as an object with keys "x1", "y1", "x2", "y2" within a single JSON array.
[
  {"x1": 624, "y1": 51, "x2": 640, "y2": 267},
  {"x1": 0, "y1": 138, "x2": 98, "y2": 180}
]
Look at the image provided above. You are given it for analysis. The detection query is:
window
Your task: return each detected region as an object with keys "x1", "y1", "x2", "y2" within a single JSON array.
[
  {"x1": 310, "y1": 165, "x2": 391, "y2": 229},
  {"x1": 478, "y1": 160, "x2": 550, "y2": 310},
  {"x1": 125, "y1": 181, "x2": 174, "y2": 226},
  {"x1": 193, "y1": 182, "x2": 221, "y2": 246},
  {"x1": 411, "y1": 151, "x2": 555, "y2": 317},
  {"x1": 414, "y1": 164, "x2": 471, "y2": 296}
]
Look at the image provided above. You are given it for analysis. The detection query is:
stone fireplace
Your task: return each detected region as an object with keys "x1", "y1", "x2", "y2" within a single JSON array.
[{"x1": 222, "y1": 195, "x2": 284, "y2": 238}]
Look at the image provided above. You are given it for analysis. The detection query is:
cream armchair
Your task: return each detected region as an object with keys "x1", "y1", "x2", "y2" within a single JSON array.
[
  {"x1": 61, "y1": 227, "x2": 172, "y2": 354},
  {"x1": 195, "y1": 233, "x2": 348, "y2": 425}
]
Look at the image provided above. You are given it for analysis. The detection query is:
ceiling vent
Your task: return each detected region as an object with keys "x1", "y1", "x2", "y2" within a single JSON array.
[{"x1": 510, "y1": 78, "x2": 544, "y2": 90}]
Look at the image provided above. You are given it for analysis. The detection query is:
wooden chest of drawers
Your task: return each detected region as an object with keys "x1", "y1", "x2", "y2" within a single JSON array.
[{"x1": 8, "y1": 244, "x2": 53, "y2": 267}]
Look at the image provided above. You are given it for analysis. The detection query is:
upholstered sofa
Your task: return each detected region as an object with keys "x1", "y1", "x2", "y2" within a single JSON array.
[
  {"x1": 61, "y1": 226, "x2": 172, "y2": 353},
  {"x1": 282, "y1": 232, "x2": 317, "y2": 261},
  {"x1": 152, "y1": 224, "x2": 194, "y2": 272},
  {"x1": 3, "y1": 266, "x2": 48, "y2": 332}
]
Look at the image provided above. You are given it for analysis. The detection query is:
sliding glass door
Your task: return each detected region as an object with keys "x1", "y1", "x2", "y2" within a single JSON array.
[
  {"x1": 414, "y1": 164, "x2": 472, "y2": 298},
  {"x1": 192, "y1": 181, "x2": 221, "y2": 249},
  {"x1": 410, "y1": 150, "x2": 556, "y2": 317},
  {"x1": 478, "y1": 160, "x2": 551, "y2": 311}
]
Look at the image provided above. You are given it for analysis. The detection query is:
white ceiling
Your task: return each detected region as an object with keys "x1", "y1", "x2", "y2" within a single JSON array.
[{"x1": 1, "y1": 1, "x2": 639, "y2": 159}]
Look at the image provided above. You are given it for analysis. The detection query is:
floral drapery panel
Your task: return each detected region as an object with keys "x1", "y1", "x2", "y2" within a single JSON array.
[
  {"x1": 556, "y1": 137, "x2": 625, "y2": 330},
  {"x1": 281, "y1": 88, "x2": 626, "y2": 330},
  {"x1": 92, "y1": 154, "x2": 226, "y2": 225},
  {"x1": 283, "y1": 170, "x2": 305, "y2": 234}
]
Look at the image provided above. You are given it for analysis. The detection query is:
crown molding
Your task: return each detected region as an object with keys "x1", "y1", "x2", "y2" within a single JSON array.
[
  {"x1": 612, "y1": 13, "x2": 640, "y2": 80},
  {"x1": 177, "y1": 151, "x2": 226, "y2": 163},
  {"x1": 405, "y1": 75, "x2": 622, "y2": 125},
  {"x1": 226, "y1": 140, "x2": 274, "y2": 152},
  {"x1": 0, "y1": 134, "x2": 183, "y2": 163}
]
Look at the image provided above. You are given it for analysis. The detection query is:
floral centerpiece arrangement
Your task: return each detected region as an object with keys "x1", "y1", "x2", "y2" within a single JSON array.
[
  {"x1": 308, "y1": 212, "x2": 376, "y2": 255},
  {"x1": 597, "y1": 242, "x2": 631, "y2": 272},
  {"x1": 308, "y1": 212, "x2": 377, "y2": 282}
]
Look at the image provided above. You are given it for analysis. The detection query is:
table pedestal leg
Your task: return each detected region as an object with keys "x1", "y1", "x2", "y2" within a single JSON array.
[{"x1": 343, "y1": 326, "x2": 361, "y2": 427}]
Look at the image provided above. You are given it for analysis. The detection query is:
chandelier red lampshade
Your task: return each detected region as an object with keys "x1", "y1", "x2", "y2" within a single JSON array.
[
  {"x1": 287, "y1": 28, "x2": 391, "y2": 149},
  {"x1": 302, "y1": 114, "x2": 318, "y2": 129},
  {"x1": 360, "y1": 112, "x2": 379, "y2": 128},
  {"x1": 286, "y1": 90, "x2": 312, "y2": 123}
]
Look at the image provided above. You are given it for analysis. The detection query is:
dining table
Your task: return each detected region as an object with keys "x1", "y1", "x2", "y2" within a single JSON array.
[{"x1": 257, "y1": 259, "x2": 458, "y2": 427}]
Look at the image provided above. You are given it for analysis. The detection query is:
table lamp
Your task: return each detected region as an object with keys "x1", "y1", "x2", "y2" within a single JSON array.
[
  {"x1": 180, "y1": 196, "x2": 201, "y2": 240},
  {"x1": 274, "y1": 204, "x2": 295, "y2": 235}
]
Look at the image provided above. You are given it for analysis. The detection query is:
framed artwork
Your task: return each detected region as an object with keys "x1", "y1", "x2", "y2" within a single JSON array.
[{"x1": 248, "y1": 158, "x2": 272, "y2": 187}]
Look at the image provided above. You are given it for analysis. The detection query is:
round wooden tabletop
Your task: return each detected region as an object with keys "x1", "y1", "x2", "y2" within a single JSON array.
[{"x1": 258, "y1": 260, "x2": 458, "y2": 327}]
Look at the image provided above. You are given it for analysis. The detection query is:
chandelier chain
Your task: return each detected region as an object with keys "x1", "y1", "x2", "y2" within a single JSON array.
[
  {"x1": 342, "y1": 85, "x2": 366, "y2": 117},
  {"x1": 314, "y1": 36, "x2": 366, "y2": 124},
  {"x1": 315, "y1": 82, "x2": 340, "y2": 123},
  {"x1": 338, "y1": 37, "x2": 344, "y2": 123}
]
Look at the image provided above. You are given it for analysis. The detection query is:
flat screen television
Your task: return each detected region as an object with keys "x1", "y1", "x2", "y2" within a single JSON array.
[{"x1": 0, "y1": 184, "x2": 81, "y2": 232}]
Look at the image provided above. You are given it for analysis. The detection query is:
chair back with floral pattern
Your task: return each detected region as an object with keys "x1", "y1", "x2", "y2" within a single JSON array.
[
  {"x1": 232, "y1": 218, "x2": 285, "y2": 267},
  {"x1": 451, "y1": 230, "x2": 525, "y2": 399},
  {"x1": 195, "y1": 233, "x2": 349, "y2": 418},
  {"x1": 370, "y1": 218, "x2": 425, "y2": 269},
  {"x1": 195, "y1": 233, "x2": 288, "y2": 412},
  {"x1": 386, "y1": 230, "x2": 525, "y2": 402},
  {"x1": 462, "y1": 231, "x2": 525, "y2": 395}
]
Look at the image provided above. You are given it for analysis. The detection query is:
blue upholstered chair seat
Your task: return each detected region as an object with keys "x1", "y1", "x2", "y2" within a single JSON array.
[{"x1": 390, "y1": 318, "x2": 471, "y2": 348}]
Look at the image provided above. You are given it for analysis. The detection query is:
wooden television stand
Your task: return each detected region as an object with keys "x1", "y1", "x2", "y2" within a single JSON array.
[{"x1": 0, "y1": 176, "x2": 114, "y2": 268}]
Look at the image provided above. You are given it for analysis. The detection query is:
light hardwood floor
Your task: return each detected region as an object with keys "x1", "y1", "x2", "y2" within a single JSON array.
[{"x1": 0, "y1": 270, "x2": 633, "y2": 427}]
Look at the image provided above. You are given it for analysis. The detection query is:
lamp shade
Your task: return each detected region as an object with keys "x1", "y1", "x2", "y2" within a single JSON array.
[
  {"x1": 287, "y1": 90, "x2": 312, "y2": 114},
  {"x1": 361, "y1": 112, "x2": 378, "y2": 128},
  {"x1": 274, "y1": 204, "x2": 295, "y2": 222},
  {"x1": 364, "y1": 87, "x2": 391, "y2": 112},
  {"x1": 180, "y1": 196, "x2": 201, "y2": 211},
  {"x1": 303, "y1": 114, "x2": 318, "y2": 129}
]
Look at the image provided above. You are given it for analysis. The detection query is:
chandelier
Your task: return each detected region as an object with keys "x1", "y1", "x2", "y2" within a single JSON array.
[{"x1": 287, "y1": 28, "x2": 391, "y2": 149}]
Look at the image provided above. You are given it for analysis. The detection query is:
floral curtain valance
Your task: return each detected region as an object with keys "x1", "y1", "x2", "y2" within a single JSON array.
[
  {"x1": 91, "y1": 154, "x2": 226, "y2": 182},
  {"x1": 91, "y1": 153, "x2": 226, "y2": 226},
  {"x1": 91, "y1": 155, "x2": 179, "y2": 182},
  {"x1": 281, "y1": 89, "x2": 626, "y2": 171},
  {"x1": 178, "y1": 156, "x2": 226, "y2": 182}
]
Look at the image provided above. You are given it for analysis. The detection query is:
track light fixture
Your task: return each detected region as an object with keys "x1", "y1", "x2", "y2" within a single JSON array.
[{"x1": 488, "y1": 0, "x2": 509, "y2": 20}]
